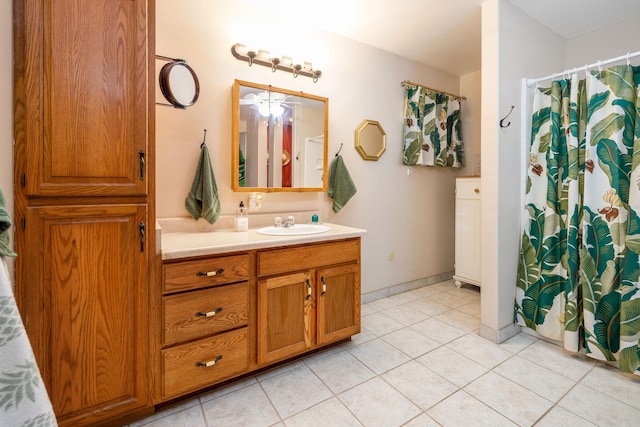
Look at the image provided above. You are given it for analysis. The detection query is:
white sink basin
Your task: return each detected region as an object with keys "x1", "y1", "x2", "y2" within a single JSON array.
[{"x1": 256, "y1": 224, "x2": 331, "y2": 236}]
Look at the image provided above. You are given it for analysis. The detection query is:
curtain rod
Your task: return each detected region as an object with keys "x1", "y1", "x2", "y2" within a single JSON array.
[
  {"x1": 401, "y1": 80, "x2": 467, "y2": 100},
  {"x1": 526, "y1": 50, "x2": 640, "y2": 87}
]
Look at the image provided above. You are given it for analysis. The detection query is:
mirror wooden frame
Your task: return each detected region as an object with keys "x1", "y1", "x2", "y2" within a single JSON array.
[
  {"x1": 355, "y1": 119, "x2": 386, "y2": 161},
  {"x1": 232, "y1": 80, "x2": 329, "y2": 192}
]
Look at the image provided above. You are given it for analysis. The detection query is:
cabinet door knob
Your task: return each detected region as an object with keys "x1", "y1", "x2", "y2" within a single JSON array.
[
  {"x1": 474, "y1": 188, "x2": 480, "y2": 193},
  {"x1": 196, "y1": 268, "x2": 224, "y2": 277},
  {"x1": 195, "y1": 355, "x2": 223, "y2": 367},
  {"x1": 195, "y1": 307, "x2": 223, "y2": 318}
]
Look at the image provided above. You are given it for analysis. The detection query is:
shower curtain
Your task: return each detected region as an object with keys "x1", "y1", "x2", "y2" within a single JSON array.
[{"x1": 516, "y1": 64, "x2": 640, "y2": 375}]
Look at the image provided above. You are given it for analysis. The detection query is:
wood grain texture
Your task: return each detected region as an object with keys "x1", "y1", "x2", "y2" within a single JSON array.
[
  {"x1": 22, "y1": 0, "x2": 148, "y2": 197},
  {"x1": 257, "y1": 272, "x2": 313, "y2": 365},
  {"x1": 163, "y1": 282, "x2": 249, "y2": 346},
  {"x1": 162, "y1": 328, "x2": 249, "y2": 399},
  {"x1": 317, "y1": 264, "x2": 361, "y2": 345},
  {"x1": 163, "y1": 254, "x2": 250, "y2": 293},
  {"x1": 256, "y1": 239, "x2": 360, "y2": 277}
]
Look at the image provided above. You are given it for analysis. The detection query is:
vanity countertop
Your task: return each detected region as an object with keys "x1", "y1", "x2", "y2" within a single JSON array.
[{"x1": 160, "y1": 219, "x2": 366, "y2": 260}]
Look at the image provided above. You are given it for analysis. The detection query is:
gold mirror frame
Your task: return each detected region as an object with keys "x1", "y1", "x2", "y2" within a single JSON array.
[
  {"x1": 232, "y1": 80, "x2": 329, "y2": 192},
  {"x1": 355, "y1": 119, "x2": 386, "y2": 161}
]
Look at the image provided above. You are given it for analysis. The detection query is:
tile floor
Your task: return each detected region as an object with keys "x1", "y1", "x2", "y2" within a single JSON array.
[{"x1": 127, "y1": 280, "x2": 640, "y2": 427}]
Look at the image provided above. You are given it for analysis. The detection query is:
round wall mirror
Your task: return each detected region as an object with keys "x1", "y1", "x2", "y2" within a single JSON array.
[
  {"x1": 355, "y1": 119, "x2": 386, "y2": 161},
  {"x1": 159, "y1": 60, "x2": 200, "y2": 108}
]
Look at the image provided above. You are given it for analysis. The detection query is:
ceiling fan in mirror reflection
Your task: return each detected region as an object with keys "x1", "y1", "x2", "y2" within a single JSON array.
[{"x1": 240, "y1": 92, "x2": 299, "y2": 117}]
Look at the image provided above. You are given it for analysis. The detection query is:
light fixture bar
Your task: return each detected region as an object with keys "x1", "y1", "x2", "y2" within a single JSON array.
[{"x1": 231, "y1": 43, "x2": 322, "y2": 83}]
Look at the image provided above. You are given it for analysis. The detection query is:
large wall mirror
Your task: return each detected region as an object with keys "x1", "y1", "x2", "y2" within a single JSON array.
[{"x1": 232, "y1": 80, "x2": 328, "y2": 192}]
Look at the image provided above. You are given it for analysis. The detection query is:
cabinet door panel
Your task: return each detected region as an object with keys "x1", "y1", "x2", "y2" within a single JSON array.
[
  {"x1": 317, "y1": 264, "x2": 360, "y2": 345},
  {"x1": 17, "y1": 0, "x2": 149, "y2": 196},
  {"x1": 257, "y1": 272, "x2": 313, "y2": 365},
  {"x1": 21, "y1": 205, "x2": 149, "y2": 423}
]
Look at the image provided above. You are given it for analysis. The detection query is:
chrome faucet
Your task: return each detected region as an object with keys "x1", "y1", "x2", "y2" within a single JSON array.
[{"x1": 283, "y1": 216, "x2": 295, "y2": 227}]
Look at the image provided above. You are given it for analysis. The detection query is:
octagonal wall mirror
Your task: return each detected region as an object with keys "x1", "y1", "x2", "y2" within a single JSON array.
[
  {"x1": 232, "y1": 80, "x2": 328, "y2": 192},
  {"x1": 355, "y1": 119, "x2": 386, "y2": 161}
]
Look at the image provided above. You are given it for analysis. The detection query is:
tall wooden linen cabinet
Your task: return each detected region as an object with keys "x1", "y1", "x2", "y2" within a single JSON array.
[{"x1": 13, "y1": 1, "x2": 156, "y2": 425}]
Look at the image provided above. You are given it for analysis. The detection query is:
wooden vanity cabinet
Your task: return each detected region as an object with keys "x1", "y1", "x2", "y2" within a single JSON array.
[
  {"x1": 160, "y1": 253, "x2": 251, "y2": 400},
  {"x1": 157, "y1": 237, "x2": 361, "y2": 402},
  {"x1": 13, "y1": 1, "x2": 156, "y2": 425},
  {"x1": 256, "y1": 239, "x2": 361, "y2": 365}
]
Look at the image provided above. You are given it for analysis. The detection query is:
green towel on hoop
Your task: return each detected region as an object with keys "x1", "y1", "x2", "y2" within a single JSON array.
[
  {"x1": 185, "y1": 144, "x2": 221, "y2": 224},
  {"x1": 0, "y1": 188, "x2": 16, "y2": 257},
  {"x1": 328, "y1": 155, "x2": 357, "y2": 213}
]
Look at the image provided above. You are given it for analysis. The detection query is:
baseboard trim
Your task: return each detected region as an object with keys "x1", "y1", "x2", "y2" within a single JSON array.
[
  {"x1": 479, "y1": 322, "x2": 521, "y2": 343},
  {"x1": 361, "y1": 271, "x2": 454, "y2": 304}
]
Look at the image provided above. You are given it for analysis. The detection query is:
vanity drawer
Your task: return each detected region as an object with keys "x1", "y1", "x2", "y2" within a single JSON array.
[
  {"x1": 163, "y1": 282, "x2": 249, "y2": 346},
  {"x1": 162, "y1": 327, "x2": 248, "y2": 399},
  {"x1": 257, "y1": 239, "x2": 360, "y2": 277},
  {"x1": 163, "y1": 253, "x2": 250, "y2": 293}
]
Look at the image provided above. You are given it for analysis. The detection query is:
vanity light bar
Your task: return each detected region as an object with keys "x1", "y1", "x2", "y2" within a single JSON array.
[{"x1": 231, "y1": 43, "x2": 322, "y2": 83}]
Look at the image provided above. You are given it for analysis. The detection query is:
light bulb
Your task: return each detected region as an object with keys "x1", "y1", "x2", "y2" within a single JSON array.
[{"x1": 270, "y1": 102, "x2": 284, "y2": 117}]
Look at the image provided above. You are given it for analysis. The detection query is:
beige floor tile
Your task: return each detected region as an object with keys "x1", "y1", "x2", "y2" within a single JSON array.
[
  {"x1": 283, "y1": 397, "x2": 362, "y2": 427},
  {"x1": 197, "y1": 375, "x2": 257, "y2": 403},
  {"x1": 201, "y1": 383, "x2": 280, "y2": 427},
  {"x1": 434, "y1": 309, "x2": 480, "y2": 332},
  {"x1": 499, "y1": 331, "x2": 537, "y2": 353},
  {"x1": 410, "y1": 318, "x2": 466, "y2": 344},
  {"x1": 493, "y1": 355, "x2": 575, "y2": 402},
  {"x1": 134, "y1": 404, "x2": 206, "y2": 427},
  {"x1": 259, "y1": 364, "x2": 333, "y2": 419},
  {"x1": 382, "y1": 360, "x2": 457, "y2": 410},
  {"x1": 579, "y1": 363, "x2": 640, "y2": 409},
  {"x1": 388, "y1": 290, "x2": 423, "y2": 304},
  {"x1": 305, "y1": 349, "x2": 375, "y2": 394},
  {"x1": 427, "y1": 390, "x2": 517, "y2": 426},
  {"x1": 346, "y1": 338, "x2": 411, "y2": 375},
  {"x1": 446, "y1": 333, "x2": 513, "y2": 368},
  {"x1": 361, "y1": 311, "x2": 405, "y2": 336},
  {"x1": 129, "y1": 399, "x2": 200, "y2": 427},
  {"x1": 428, "y1": 291, "x2": 471, "y2": 308},
  {"x1": 342, "y1": 327, "x2": 376, "y2": 348},
  {"x1": 558, "y1": 383, "x2": 640, "y2": 427},
  {"x1": 405, "y1": 298, "x2": 450, "y2": 317},
  {"x1": 338, "y1": 377, "x2": 421, "y2": 426},
  {"x1": 518, "y1": 340, "x2": 597, "y2": 381},
  {"x1": 256, "y1": 360, "x2": 305, "y2": 382},
  {"x1": 535, "y1": 406, "x2": 597, "y2": 427},
  {"x1": 365, "y1": 296, "x2": 401, "y2": 312},
  {"x1": 456, "y1": 301, "x2": 481, "y2": 318},
  {"x1": 416, "y1": 346, "x2": 488, "y2": 387},
  {"x1": 382, "y1": 304, "x2": 430, "y2": 326},
  {"x1": 465, "y1": 371, "x2": 553, "y2": 426},
  {"x1": 401, "y1": 413, "x2": 441, "y2": 427},
  {"x1": 382, "y1": 327, "x2": 440, "y2": 358}
]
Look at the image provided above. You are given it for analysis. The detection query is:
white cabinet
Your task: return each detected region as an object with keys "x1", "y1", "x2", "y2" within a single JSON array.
[{"x1": 453, "y1": 177, "x2": 481, "y2": 288}]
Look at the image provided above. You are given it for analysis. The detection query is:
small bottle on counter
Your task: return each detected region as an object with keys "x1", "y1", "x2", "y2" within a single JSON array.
[{"x1": 236, "y1": 201, "x2": 248, "y2": 232}]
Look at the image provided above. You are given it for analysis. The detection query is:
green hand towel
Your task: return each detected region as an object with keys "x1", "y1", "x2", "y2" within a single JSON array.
[
  {"x1": 0, "y1": 188, "x2": 16, "y2": 257},
  {"x1": 328, "y1": 155, "x2": 357, "y2": 213},
  {"x1": 185, "y1": 144, "x2": 221, "y2": 224}
]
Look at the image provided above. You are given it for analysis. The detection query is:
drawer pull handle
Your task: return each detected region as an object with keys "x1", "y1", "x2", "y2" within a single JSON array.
[
  {"x1": 196, "y1": 268, "x2": 224, "y2": 277},
  {"x1": 195, "y1": 355, "x2": 223, "y2": 368},
  {"x1": 474, "y1": 188, "x2": 480, "y2": 193},
  {"x1": 306, "y1": 278, "x2": 312, "y2": 300},
  {"x1": 195, "y1": 307, "x2": 223, "y2": 318},
  {"x1": 320, "y1": 276, "x2": 327, "y2": 297}
]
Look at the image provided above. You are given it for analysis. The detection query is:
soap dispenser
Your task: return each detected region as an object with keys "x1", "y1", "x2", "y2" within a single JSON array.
[{"x1": 235, "y1": 201, "x2": 248, "y2": 232}]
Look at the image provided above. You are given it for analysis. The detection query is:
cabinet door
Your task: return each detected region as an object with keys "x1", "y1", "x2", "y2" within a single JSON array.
[
  {"x1": 19, "y1": 205, "x2": 150, "y2": 425},
  {"x1": 14, "y1": 0, "x2": 150, "y2": 196},
  {"x1": 257, "y1": 272, "x2": 314, "y2": 365},
  {"x1": 317, "y1": 264, "x2": 361, "y2": 346},
  {"x1": 454, "y1": 179, "x2": 482, "y2": 285}
]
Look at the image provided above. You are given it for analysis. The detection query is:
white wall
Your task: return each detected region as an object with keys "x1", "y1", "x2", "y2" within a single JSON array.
[
  {"x1": 480, "y1": 0, "x2": 564, "y2": 341},
  {"x1": 460, "y1": 70, "x2": 482, "y2": 176},
  {"x1": 0, "y1": 1, "x2": 14, "y2": 279},
  {"x1": 564, "y1": 16, "x2": 640, "y2": 69},
  {"x1": 156, "y1": 0, "x2": 479, "y2": 295}
]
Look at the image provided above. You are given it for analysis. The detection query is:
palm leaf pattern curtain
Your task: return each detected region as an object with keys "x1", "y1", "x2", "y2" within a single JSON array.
[
  {"x1": 516, "y1": 64, "x2": 640, "y2": 375},
  {"x1": 402, "y1": 85, "x2": 464, "y2": 167}
]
